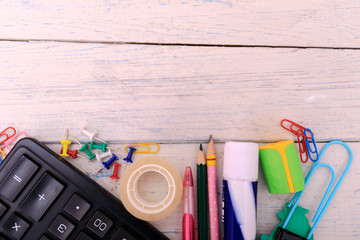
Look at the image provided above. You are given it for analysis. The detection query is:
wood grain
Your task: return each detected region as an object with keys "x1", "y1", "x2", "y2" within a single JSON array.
[
  {"x1": 46, "y1": 141, "x2": 360, "y2": 239},
  {"x1": 1, "y1": 41, "x2": 360, "y2": 142},
  {"x1": 1, "y1": 1, "x2": 360, "y2": 47}
]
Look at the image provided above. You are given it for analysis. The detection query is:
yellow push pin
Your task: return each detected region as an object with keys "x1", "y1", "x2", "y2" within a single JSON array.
[{"x1": 60, "y1": 129, "x2": 72, "y2": 157}]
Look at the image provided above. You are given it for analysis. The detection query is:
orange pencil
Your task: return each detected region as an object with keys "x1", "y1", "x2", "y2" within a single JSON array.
[{"x1": 207, "y1": 135, "x2": 219, "y2": 240}]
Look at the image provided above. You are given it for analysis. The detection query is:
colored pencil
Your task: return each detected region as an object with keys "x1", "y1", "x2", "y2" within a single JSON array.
[
  {"x1": 207, "y1": 135, "x2": 219, "y2": 240},
  {"x1": 197, "y1": 144, "x2": 208, "y2": 240}
]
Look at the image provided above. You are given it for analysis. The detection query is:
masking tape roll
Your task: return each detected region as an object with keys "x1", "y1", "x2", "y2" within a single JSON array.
[{"x1": 119, "y1": 157, "x2": 183, "y2": 221}]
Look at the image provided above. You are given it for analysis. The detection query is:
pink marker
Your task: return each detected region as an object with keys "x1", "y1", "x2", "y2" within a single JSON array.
[{"x1": 182, "y1": 166, "x2": 195, "y2": 240}]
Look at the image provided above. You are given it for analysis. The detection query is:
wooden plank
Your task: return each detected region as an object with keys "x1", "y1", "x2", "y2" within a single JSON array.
[
  {"x1": 1, "y1": 1, "x2": 360, "y2": 47},
  {"x1": 1, "y1": 41, "x2": 360, "y2": 142},
  {"x1": 45, "y1": 141, "x2": 360, "y2": 239}
]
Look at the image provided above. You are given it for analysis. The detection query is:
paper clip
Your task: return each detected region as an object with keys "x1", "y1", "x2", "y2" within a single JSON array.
[
  {"x1": 304, "y1": 128, "x2": 318, "y2": 162},
  {"x1": 124, "y1": 143, "x2": 160, "y2": 154},
  {"x1": 0, "y1": 127, "x2": 17, "y2": 145},
  {"x1": 0, "y1": 148, "x2": 6, "y2": 164},
  {"x1": 281, "y1": 141, "x2": 353, "y2": 240},
  {"x1": 281, "y1": 119, "x2": 311, "y2": 139},
  {"x1": 0, "y1": 148, "x2": 6, "y2": 158},
  {"x1": 296, "y1": 129, "x2": 309, "y2": 163},
  {"x1": 1, "y1": 132, "x2": 28, "y2": 151},
  {"x1": 276, "y1": 163, "x2": 335, "y2": 240}
]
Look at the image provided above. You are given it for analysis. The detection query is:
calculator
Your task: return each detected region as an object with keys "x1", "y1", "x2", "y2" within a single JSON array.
[{"x1": 0, "y1": 138, "x2": 170, "y2": 240}]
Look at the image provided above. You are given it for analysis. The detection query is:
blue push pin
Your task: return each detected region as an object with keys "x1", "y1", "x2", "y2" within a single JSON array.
[
  {"x1": 102, "y1": 153, "x2": 119, "y2": 170},
  {"x1": 124, "y1": 147, "x2": 136, "y2": 163}
]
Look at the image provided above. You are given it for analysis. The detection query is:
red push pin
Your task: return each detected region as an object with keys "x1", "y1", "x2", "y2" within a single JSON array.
[
  {"x1": 110, "y1": 163, "x2": 121, "y2": 190},
  {"x1": 60, "y1": 147, "x2": 86, "y2": 159},
  {"x1": 110, "y1": 163, "x2": 121, "y2": 180}
]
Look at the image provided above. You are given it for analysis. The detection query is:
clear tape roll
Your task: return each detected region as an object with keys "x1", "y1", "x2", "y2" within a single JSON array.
[{"x1": 119, "y1": 157, "x2": 183, "y2": 221}]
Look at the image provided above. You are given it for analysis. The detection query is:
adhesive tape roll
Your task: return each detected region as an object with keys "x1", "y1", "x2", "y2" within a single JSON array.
[{"x1": 119, "y1": 157, "x2": 183, "y2": 221}]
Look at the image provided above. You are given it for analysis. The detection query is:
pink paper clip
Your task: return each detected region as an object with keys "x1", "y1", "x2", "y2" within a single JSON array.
[
  {"x1": 296, "y1": 129, "x2": 309, "y2": 163},
  {"x1": 0, "y1": 127, "x2": 17, "y2": 145},
  {"x1": 281, "y1": 119, "x2": 311, "y2": 139},
  {"x1": 1, "y1": 132, "x2": 27, "y2": 151}
]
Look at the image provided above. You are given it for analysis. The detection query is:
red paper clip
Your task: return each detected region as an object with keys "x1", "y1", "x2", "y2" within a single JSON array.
[
  {"x1": 296, "y1": 129, "x2": 309, "y2": 163},
  {"x1": 1, "y1": 131, "x2": 27, "y2": 151},
  {"x1": 281, "y1": 119, "x2": 311, "y2": 139},
  {"x1": 0, "y1": 127, "x2": 17, "y2": 145}
]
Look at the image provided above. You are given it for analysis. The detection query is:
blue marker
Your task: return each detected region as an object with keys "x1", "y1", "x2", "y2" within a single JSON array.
[{"x1": 223, "y1": 142, "x2": 259, "y2": 240}]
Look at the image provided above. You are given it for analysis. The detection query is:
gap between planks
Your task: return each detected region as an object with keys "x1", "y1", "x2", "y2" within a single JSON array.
[{"x1": 2, "y1": 38, "x2": 360, "y2": 50}]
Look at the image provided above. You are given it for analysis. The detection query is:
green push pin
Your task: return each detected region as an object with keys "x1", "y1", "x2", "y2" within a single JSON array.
[
  {"x1": 89, "y1": 141, "x2": 107, "y2": 152},
  {"x1": 79, "y1": 144, "x2": 96, "y2": 160}
]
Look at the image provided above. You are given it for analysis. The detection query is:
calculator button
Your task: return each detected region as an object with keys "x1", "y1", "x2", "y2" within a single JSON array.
[
  {"x1": 48, "y1": 215, "x2": 75, "y2": 240},
  {"x1": 0, "y1": 234, "x2": 9, "y2": 240},
  {"x1": 87, "y1": 211, "x2": 113, "y2": 237},
  {"x1": 20, "y1": 173, "x2": 64, "y2": 221},
  {"x1": 0, "y1": 202, "x2": 7, "y2": 218},
  {"x1": 64, "y1": 194, "x2": 91, "y2": 221},
  {"x1": 0, "y1": 156, "x2": 38, "y2": 201},
  {"x1": 75, "y1": 232, "x2": 94, "y2": 240},
  {"x1": 40, "y1": 235, "x2": 52, "y2": 240},
  {"x1": 111, "y1": 227, "x2": 137, "y2": 240},
  {"x1": 3, "y1": 214, "x2": 30, "y2": 239}
]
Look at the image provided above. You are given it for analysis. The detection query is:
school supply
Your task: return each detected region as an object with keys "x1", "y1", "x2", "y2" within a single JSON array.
[
  {"x1": 207, "y1": 135, "x2": 220, "y2": 240},
  {"x1": 197, "y1": 144, "x2": 208, "y2": 240},
  {"x1": 119, "y1": 157, "x2": 183, "y2": 221},
  {"x1": 124, "y1": 143, "x2": 160, "y2": 154},
  {"x1": 304, "y1": 128, "x2": 318, "y2": 162},
  {"x1": 281, "y1": 119, "x2": 310, "y2": 163},
  {"x1": 259, "y1": 204, "x2": 313, "y2": 240},
  {"x1": 0, "y1": 127, "x2": 16, "y2": 145},
  {"x1": 182, "y1": 166, "x2": 195, "y2": 240},
  {"x1": 223, "y1": 142, "x2": 259, "y2": 240},
  {"x1": 259, "y1": 140, "x2": 305, "y2": 194}
]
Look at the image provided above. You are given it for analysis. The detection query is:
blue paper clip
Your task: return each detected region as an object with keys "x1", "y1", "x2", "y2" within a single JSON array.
[
  {"x1": 304, "y1": 128, "x2": 318, "y2": 162},
  {"x1": 283, "y1": 141, "x2": 353, "y2": 240}
]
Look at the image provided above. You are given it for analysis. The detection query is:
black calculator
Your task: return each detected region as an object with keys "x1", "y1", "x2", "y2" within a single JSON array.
[{"x1": 0, "y1": 138, "x2": 170, "y2": 240}]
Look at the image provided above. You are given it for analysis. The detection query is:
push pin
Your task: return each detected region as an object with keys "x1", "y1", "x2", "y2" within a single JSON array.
[
  {"x1": 110, "y1": 163, "x2": 121, "y2": 190},
  {"x1": 119, "y1": 147, "x2": 136, "y2": 178},
  {"x1": 60, "y1": 148, "x2": 87, "y2": 159},
  {"x1": 72, "y1": 137, "x2": 96, "y2": 160},
  {"x1": 60, "y1": 129, "x2": 72, "y2": 157},
  {"x1": 90, "y1": 141, "x2": 107, "y2": 152},
  {"x1": 102, "y1": 153, "x2": 119, "y2": 170},
  {"x1": 80, "y1": 128, "x2": 107, "y2": 144},
  {"x1": 95, "y1": 150, "x2": 112, "y2": 162},
  {"x1": 96, "y1": 153, "x2": 119, "y2": 175},
  {"x1": 110, "y1": 163, "x2": 121, "y2": 180},
  {"x1": 80, "y1": 144, "x2": 96, "y2": 160},
  {"x1": 124, "y1": 147, "x2": 136, "y2": 163}
]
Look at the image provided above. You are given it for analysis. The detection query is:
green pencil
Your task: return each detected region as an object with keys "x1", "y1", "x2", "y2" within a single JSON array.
[{"x1": 197, "y1": 144, "x2": 208, "y2": 240}]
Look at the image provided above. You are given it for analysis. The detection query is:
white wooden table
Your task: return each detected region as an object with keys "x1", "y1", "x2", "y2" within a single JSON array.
[{"x1": 1, "y1": 1, "x2": 360, "y2": 239}]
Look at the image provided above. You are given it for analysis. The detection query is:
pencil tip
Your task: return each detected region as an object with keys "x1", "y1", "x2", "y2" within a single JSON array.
[
  {"x1": 199, "y1": 144, "x2": 203, "y2": 151},
  {"x1": 209, "y1": 134, "x2": 213, "y2": 142}
]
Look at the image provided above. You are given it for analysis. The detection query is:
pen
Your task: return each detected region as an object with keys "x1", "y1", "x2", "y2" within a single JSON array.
[
  {"x1": 182, "y1": 166, "x2": 195, "y2": 240},
  {"x1": 207, "y1": 135, "x2": 220, "y2": 240}
]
